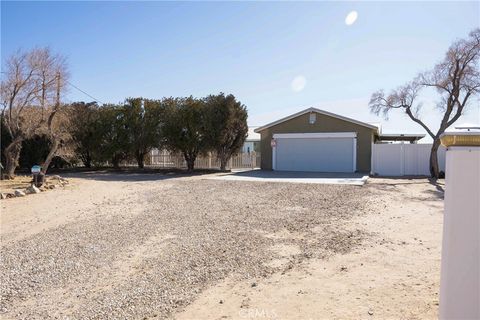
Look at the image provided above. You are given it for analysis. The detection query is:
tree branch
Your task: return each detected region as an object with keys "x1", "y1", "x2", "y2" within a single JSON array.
[{"x1": 404, "y1": 107, "x2": 436, "y2": 138}]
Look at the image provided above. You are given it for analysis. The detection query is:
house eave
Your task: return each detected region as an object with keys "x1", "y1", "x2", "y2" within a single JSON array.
[
  {"x1": 254, "y1": 107, "x2": 379, "y2": 133},
  {"x1": 377, "y1": 133, "x2": 426, "y2": 142}
]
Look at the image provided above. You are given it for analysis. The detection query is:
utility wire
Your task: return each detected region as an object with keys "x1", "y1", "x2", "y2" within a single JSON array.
[
  {"x1": 1, "y1": 71, "x2": 104, "y2": 104},
  {"x1": 65, "y1": 80, "x2": 104, "y2": 104}
]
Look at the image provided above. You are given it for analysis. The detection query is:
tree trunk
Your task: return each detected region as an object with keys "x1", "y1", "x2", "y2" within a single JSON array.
[
  {"x1": 41, "y1": 138, "x2": 60, "y2": 174},
  {"x1": 81, "y1": 152, "x2": 92, "y2": 168},
  {"x1": 3, "y1": 140, "x2": 22, "y2": 179},
  {"x1": 220, "y1": 159, "x2": 227, "y2": 171},
  {"x1": 112, "y1": 154, "x2": 121, "y2": 169},
  {"x1": 219, "y1": 154, "x2": 229, "y2": 171},
  {"x1": 429, "y1": 138, "x2": 441, "y2": 179},
  {"x1": 136, "y1": 151, "x2": 145, "y2": 169},
  {"x1": 218, "y1": 149, "x2": 230, "y2": 171},
  {"x1": 184, "y1": 152, "x2": 196, "y2": 172}
]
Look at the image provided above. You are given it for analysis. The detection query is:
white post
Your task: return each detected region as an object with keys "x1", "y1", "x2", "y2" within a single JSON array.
[
  {"x1": 352, "y1": 137, "x2": 357, "y2": 172},
  {"x1": 371, "y1": 142, "x2": 376, "y2": 176},
  {"x1": 400, "y1": 141, "x2": 405, "y2": 176},
  {"x1": 439, "y1": 131, "x2": 480, "y2": 320},
  {"x1": 271, "y1": 139, "x2": 276, "y2": 171}
]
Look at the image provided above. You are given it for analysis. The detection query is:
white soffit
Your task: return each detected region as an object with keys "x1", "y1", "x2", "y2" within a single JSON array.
[{"x1": 273, "y1": 132, "x2": 357, "y2": 139}]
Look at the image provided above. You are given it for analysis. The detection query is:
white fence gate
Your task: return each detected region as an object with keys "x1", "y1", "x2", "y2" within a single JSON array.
[{"x1": 371, "y1": 143, "x2": 446, "y2": 176}]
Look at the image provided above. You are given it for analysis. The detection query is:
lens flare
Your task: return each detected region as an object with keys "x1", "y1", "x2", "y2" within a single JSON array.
[
  {"x1": 345, "y1": 11, "x2": 358, "y2": 26},
  {"x1": 291, "y1": 76, "x2": 306, "y2": 92}
]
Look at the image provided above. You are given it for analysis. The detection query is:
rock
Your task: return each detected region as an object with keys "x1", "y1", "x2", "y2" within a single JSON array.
[
  {"x1": 340, "y1": 265, "x2": 348, "y2": 272},
  {"x1": 240, "y1": 298, "x2": 250, "y2": 308},
  {"x1": 14, "y1": 190, "x2": 26, "y2": 197},
  {"x1": 251, "y1": 282, "x2": 257, "y2": 288},
  {"x1": 48, "y1": 175, "x2": 68, "y2": 183},
  {"x1": 0, "y1": 193, "x2": 5, "y2": 200},
  {"x1": 25, "y1": 185, "x2": 41, "y2": 194},
  {"x1": 368, "y1": 310, "x2": 374, "y2": 316},
  {"x1": 219, "y1": 300, "x2": 224, "y2": 304},
  {"x1": 5, "y1": 193, "x2": 15, "y2": 199}
]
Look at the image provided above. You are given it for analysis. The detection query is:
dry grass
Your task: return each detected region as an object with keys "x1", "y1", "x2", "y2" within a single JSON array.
[{"x1": 0, "y1": 175, "x2": 33, "y2": 194}]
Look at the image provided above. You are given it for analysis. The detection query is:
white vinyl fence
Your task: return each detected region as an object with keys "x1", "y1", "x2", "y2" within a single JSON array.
[
  {"x1": 145, "y1": 149, "x2": 260, "y2": 170},
  {"x1": 371, "y1": 143, "x2": 446, "y2": 176}
]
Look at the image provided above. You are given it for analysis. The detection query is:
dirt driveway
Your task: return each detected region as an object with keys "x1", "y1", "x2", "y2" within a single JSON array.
[{"x1": 0, "y1": 172, "x2": 443, "y2": 319}]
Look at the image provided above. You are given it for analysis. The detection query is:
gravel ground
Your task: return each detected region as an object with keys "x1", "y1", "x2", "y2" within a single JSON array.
[{"x1": 0, "y1": 175, "x2": 375, "y2": 319}]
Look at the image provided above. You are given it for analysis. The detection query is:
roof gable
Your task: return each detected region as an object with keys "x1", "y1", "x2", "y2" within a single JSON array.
[{"x1": 254, "y1": 107, "x2": 378, "y2": 133}]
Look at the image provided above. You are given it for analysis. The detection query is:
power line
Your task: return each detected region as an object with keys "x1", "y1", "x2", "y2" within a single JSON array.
[
  {"x1": 65, "y1": 80, "x2": 104, "y2": 104},
  {"x1": 1, "y1": 71, "x2": 104, "y2": 104}
]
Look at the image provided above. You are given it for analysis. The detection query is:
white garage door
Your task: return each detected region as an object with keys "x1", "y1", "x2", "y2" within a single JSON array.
[{"x1": 273, "y1": 133, "x2": 356, "y2": 172}]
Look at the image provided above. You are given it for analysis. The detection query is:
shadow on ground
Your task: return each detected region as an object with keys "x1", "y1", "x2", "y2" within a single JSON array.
[
  {"x1": 368, "y1": 176, "x2": 445, "y2": 201},
  {"x1": 59, "y1": 168, "x2": 220, "y2": 182}
]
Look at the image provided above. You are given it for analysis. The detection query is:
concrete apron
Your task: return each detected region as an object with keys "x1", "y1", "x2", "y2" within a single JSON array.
[{"x1": 206, "y1": 170, "x2": 369, "y2": 186}]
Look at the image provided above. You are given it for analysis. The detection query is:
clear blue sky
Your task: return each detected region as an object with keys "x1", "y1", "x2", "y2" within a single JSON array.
[{"x1": 2, "y1": 1, "x2": 479, "y2": 140}]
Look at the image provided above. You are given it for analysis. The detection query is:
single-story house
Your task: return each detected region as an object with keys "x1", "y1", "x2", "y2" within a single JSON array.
[
  {"x1": 254, "y1": 107, "x2": 424, "y2": 173},
  {"x1": 242, "y1": 127, "x2": 261, "y2": 153}
]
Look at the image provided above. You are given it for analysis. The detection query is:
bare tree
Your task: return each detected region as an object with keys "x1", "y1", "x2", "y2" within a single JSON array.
[
  {"x1": 35, "y1": 51, "x2": 69, "y2": 173},
  {"x1": 370, "y1": 29, "x2": 480, "y2": 178},
  {"x1": 38, "y1": 105, "x2": 72, "y2": 172},
  {"x1": 1, "y1": 50, "x2": 41, "y2": 179},
  {"x1": 1, "y1": 48, "x2": 68, "y2": 178}
]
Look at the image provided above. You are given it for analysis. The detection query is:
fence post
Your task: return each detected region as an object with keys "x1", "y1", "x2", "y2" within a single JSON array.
[{"x1": 439, "y1": 131, "x2": 480, "y2": 320}]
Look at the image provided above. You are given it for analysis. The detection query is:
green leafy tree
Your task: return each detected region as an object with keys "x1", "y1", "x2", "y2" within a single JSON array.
[
  {"x1": 96, "y1": 104, "x2": 130, "y2": 169},
  {"x1": 19, "y1": 135, "x2": 51, "y2": 169},
  {"x1": 204, "y1": 93, "x2": 248, "y2": 171},
  {"x1": 123, "y1": 98, "x2": 164, "y2": 168},
  {"x1": 162, "y1": 97, "x2": 208, "y2": 171},
  {"x1": 1, "y1": 115, "x2": 12, "y2": 170},
  {"x1": 67, "y1": 102, "x2": 99, "y2": 168}
]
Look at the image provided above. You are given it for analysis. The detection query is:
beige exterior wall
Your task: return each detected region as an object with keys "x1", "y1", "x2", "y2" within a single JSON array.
[{"x1": 258, "y1": 112, "x2": 376, "y2": 172}]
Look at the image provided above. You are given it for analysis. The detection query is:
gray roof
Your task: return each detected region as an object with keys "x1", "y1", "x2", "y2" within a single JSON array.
[{"x1": 377, "y1": 133, "x2": 425, "y2": 142}]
